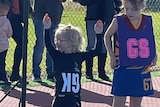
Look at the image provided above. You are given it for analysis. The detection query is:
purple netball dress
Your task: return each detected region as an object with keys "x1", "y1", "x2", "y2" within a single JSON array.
[{"x1": 111, "y1": 14, "x2": 156, "y2": 97}]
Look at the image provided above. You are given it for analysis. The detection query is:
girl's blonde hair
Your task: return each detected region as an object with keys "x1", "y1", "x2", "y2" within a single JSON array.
[
  {"x1": 122, "y1": 0, "x2": 146, "y2": 10},
  {"x1": 55, "y1": 24, "x2": 84, "y2": 53}
]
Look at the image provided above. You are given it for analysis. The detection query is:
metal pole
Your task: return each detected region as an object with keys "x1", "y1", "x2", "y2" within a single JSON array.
[{"x1": 21, "y1": 0, "x2": 29, "y2": 106}]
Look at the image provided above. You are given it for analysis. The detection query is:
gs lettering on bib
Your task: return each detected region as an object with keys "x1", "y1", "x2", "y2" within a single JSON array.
[{"x1": 116, "y1": 15, "x2": 156, "y2": 66}]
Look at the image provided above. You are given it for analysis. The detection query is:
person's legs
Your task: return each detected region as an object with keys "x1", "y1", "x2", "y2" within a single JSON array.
[
  {"x1": 0, "y1": 50, "x2": 8, "y2": 82},
  {"x1": 130, "y1": 97, "x2": 142, "y2": 107},
  {"x1": 32, "y1": 19, "x2": 44, "y2": 81},
  {"x1": 112, "y1": 96, "x2": 126, "y2": 107},
  {"x1": 46, "y1": 51, "x2": 54, "y2": 80},
  {"x1": 98, "y1": 53, "x2": 106, "y2": 77},
  {"x1": 86, "y1": 57, "x2": 93, "y2": 79},
  {"x1": 10, "y1": 18, "x2": 23, "y2": 82},
  {"x1": 98, "y1": 23, "x2": 111, "y2": 81},
  {"x1": 98, "y1": 53, "x2": 111, "y2": 81},
  {"x1": 0, "y1": 50, "x2": 11, "y2": 85},
  {"x1": 85, "y1": 20, "x2": 97, "y2": 79}
]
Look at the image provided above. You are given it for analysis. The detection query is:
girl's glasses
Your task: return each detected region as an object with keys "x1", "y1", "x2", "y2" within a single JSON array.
[{"x1": 54, "y1": 39, "x2": 67, "y2": 44}]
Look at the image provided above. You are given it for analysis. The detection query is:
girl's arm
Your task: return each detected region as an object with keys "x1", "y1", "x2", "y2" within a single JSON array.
[
  {"x1": 45, "y1": 29, "x2": 55, "y2": 52},
  {"x1": 104, "y1": 17, "x2": 118, "y2": 69},
  {"x1": 80, "y1": 20, "x2": 103, "y2": 60},
  {"x1": 43, "y1": 14, "x2": 56, "y2": 56},
  {"x1": 80, "y1": 35, "x2": 102, "y2": 61}
]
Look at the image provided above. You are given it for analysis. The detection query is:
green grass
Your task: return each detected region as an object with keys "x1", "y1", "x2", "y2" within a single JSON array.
[{"x1": 5, "y1": 2, "x2": 160, "y2": 80}]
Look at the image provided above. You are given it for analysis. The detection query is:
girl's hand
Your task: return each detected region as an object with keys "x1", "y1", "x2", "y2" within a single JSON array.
[
  {"x1": 141, "y1": 55, "x2": 157, "y2": 74},
  {"x1": 94, "y1": 20, "x2": 103, "y2": 34},
  {"x1": 43, "y1": 13, "x2": 51, "y2": 29},
  {"x1": 110, "y1": 55, "x2": 117, "y2": 69}
]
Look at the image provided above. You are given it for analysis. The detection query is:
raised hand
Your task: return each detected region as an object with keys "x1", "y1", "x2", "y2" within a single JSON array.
[
  {"x1": 94, "y1": 20, "x2": 103, "y2": 34},
  {"x1": 43, "y1": 13, "x2": 51, "y2": 29}
]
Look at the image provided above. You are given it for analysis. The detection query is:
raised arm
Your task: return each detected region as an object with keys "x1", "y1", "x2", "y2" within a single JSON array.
[
  {"x1": 80, "y1": 20, "x2": 103, "y2": 60},
  {"x1": 43, "y1": 14, "x2": 56, "y2": 55}
]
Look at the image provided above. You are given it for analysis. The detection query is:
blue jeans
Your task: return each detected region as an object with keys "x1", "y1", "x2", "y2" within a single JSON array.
[{"x1": 32, "y1": 19, "x2": 53, "y2": 79}]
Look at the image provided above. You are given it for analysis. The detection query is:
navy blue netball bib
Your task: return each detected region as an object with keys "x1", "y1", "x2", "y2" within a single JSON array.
[
  {"x1": 60, "y1": 71, "x2": 80, "y2": 94},
  {"x1": 55, "y1": 64, "x2": 81, "y2": 96},
  {"x1": 116, "y1": 15, "x2": 156, "y2": 66},
  {"x1": 53, "y1": 63, "x2": 81, "y2": 107}
]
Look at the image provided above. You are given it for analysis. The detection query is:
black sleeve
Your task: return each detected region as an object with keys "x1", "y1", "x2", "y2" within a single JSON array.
[
  {"x1": 44, "y1": 29, "x2": 57, "y2": 57},
  {"x1": 80, "y1": 34, "x2": 102, "y2": 61}
]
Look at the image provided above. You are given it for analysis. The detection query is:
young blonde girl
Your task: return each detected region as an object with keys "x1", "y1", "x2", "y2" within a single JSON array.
[
  {"x1": 104, "y1": 0, "x2": 157, "y2": 107},
  {"x1": 43, "y1": 13, "x2": 103, "y2": 107}
]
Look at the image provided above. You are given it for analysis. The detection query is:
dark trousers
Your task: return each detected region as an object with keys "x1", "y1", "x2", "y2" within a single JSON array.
[
  {"x1": 86, "y1": 53, "x2": 107, "y2": 77},
  {"x1": 97, "y1": 53, "x2": 107, "y2": 76},
  {"x1": 0, "y1": 50, "x2": 8, "y2": 81},
  {"x1": 10, "y1": 15, "x2": 23, "y2": 76}
]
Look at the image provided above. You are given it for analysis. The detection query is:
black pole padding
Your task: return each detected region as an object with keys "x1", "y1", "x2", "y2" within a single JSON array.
[{"x1": 21, "y1": 0, "x2": 29, "y2": 107}]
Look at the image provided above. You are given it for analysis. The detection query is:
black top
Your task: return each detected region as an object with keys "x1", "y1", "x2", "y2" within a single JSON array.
[
  {"x1": 45, "y1": 29, "x2": 102, "y2": 73},
  {"x1": 45, "y1": 28, "x2": 102, "y2": 95}
]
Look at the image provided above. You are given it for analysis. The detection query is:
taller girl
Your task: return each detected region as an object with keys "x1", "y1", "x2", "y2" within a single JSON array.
[{"x1": 104, "y1": 0, "x2": 157, "y2": 107}]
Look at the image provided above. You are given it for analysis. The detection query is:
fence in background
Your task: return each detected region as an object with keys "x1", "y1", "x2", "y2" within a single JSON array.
[{"x1": 6, "y1": 0, "x2": 160, "y2": 78}]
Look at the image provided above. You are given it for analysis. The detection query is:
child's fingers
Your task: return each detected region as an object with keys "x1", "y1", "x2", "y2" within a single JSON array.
[
  {"x1": 44, "y1": 13, "x2": 49, "y2": 19},
  {"x1": 97, "y1": 21, "x2": 103, "y2": 26},
  {"x1": 43, "y1": 13, "x2": 51, "y2": 29}
]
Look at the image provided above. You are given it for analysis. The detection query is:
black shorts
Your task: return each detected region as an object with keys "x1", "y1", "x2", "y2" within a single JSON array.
[{"x1": 52, "y1": 94, "x2": 81, "y2": 107}]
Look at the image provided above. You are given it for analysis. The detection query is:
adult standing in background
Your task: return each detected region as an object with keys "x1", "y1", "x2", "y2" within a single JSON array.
[
  {"x1": 77, "y1": 0, "x2": 122, "y2": 81},
  {"x1": 31, "y1": 0, "x2": 65, "y2": 82},
  {"x1": 8, "y1": 0, "x2": 32, "y2": 82}
]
